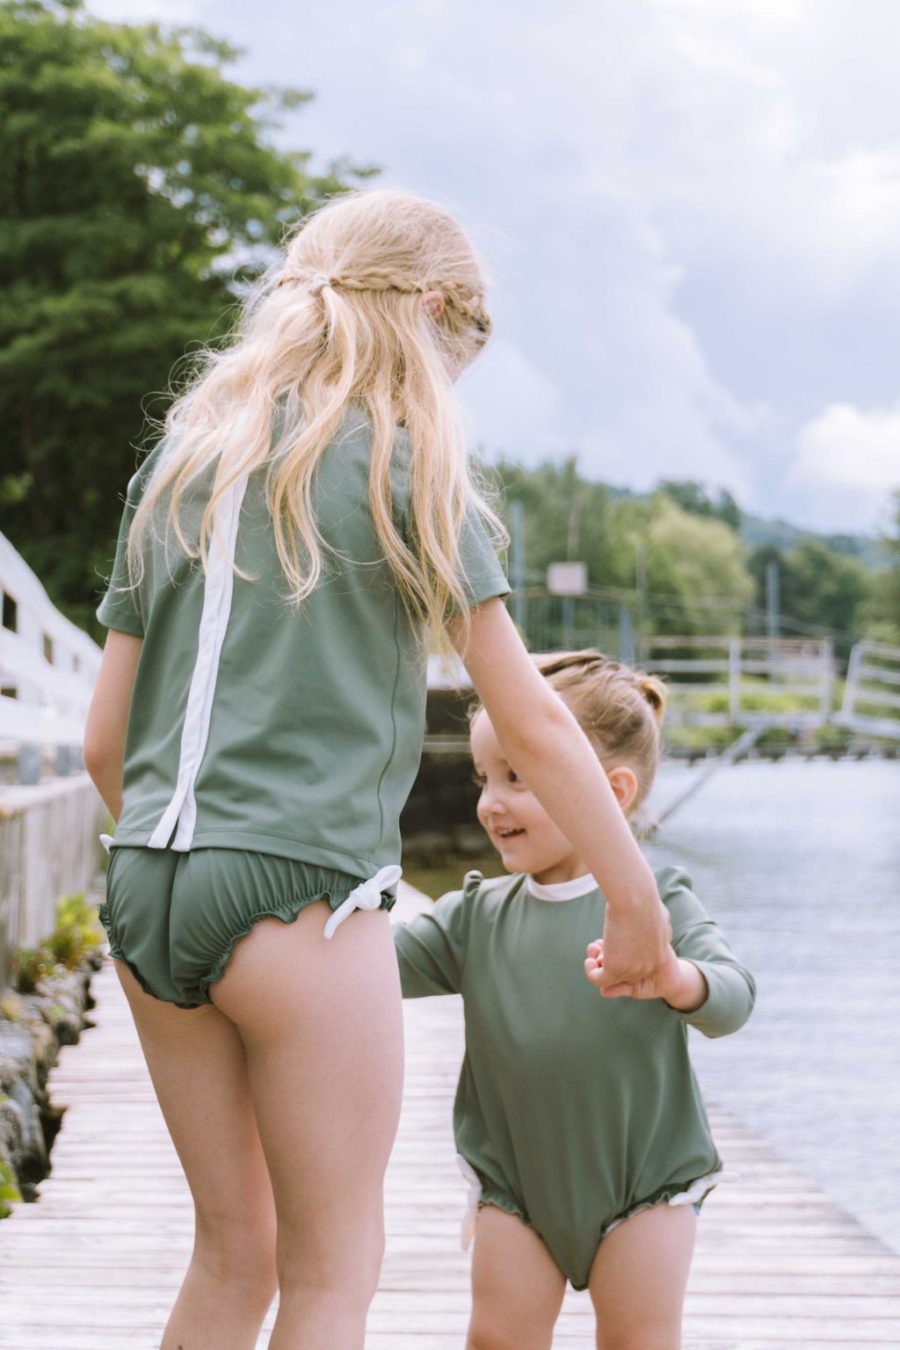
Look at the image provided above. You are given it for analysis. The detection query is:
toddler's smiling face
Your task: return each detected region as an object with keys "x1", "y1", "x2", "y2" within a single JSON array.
[{"x1": 470, "y1": 710, "x2": 587, "y2": 886}]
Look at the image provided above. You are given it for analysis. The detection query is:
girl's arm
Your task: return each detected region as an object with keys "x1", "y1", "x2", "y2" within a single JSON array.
[
  {"x1": 585, "y1": 867, "x2": 756, "y2": 1037},
  {"x1": 83, "y1": 630, "x2": 143, "y2": 820},
  {"x1": 447, "y1": 599, "x2": 670, "y2": 991}
]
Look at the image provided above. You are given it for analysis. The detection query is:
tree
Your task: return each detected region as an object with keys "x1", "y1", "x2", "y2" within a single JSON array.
[
  {"x1": 492, "y1": 457, "x2": 615, "y2": 586},
  {"x1": 634, "y1": 499, "x2": 753, "y2": 636},
  {"x1": 748, "y1": 539, "x2": 871, "y2": 658},
  {"x1": 655, "y1": 479, "x2": 742, "y2": 531},
  {"x1": 0, "y1": 0, "x2": 370, "y2": 632},
  {"x1": 862, "y1": 492, "x2": 900, "y2": 644}
]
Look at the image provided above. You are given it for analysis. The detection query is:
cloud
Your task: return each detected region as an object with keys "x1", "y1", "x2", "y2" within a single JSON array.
[
  {"x1": 84, "y1": 0, "x2": 900, "y2": 530},
  {"x1": 92, "y1": 0, "x2": 199, "y2": 18},
  {"x1": 786, "y1": 402, "x2": 900, "y2": 532}
]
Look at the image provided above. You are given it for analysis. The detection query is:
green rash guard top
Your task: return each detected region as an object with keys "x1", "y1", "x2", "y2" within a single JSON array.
[
  {"x1": 393, "y1": 865, "x2": 756, "y2": 1289},
  {"x1": 96, "y1": 410, "x2": 508, "y2": 877}
]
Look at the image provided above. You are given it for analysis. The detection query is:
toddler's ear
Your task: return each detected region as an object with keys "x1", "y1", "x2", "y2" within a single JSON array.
[{"x1": 606, "y1": 766, "x2": 639, "y2": 815}]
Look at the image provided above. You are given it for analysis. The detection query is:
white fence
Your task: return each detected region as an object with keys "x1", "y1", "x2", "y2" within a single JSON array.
[
  {"x1": 837, "y1": 641, "x2": 900, "y2": 740},
  {"x1": 0, "y1": 530, "x2": 102, "y2": 753},
  {"x1": 0, "y1": 778, "x2": 106, "y2": 985},
  {"x1": 637, "y1": 635, "x2": 834, "y2": 728},
  {"x1": 0, "y1": 532, "x2": 106, "y2": 984}
]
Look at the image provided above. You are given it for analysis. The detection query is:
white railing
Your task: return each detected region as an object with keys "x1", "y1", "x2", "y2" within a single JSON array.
[
  {"x1": 0, "y1": 531, "x2": 102, "y2": 750},
  {"x1": 0, "y1": 778, "x2": 107, "y2": 983},
  {"x1": 837, "y1": 641, "x2": 900, "y2": 740},
  {"x1": 636, "y1": 635, "x2": 834, "y2": 728},
  {"x1": 0, "y1": 534, "x2": 107, "y2": 983}
]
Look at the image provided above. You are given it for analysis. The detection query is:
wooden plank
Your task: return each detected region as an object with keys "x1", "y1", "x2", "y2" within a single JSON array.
[{"x1": 0, "y1": 901, "x2": 898, "y2": 1348}]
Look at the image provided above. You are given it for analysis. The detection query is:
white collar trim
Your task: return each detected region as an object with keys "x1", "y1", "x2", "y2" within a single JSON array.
[{"x1": 526, "y1": 872, "x2": 598, "y2": 902}]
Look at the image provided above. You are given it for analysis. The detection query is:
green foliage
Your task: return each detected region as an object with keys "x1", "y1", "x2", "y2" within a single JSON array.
[
  {"x1": 662, "y1": 719, "x2": 862, "y2": 758},
  {"x1": 814, "y1": 722, "x2": 854, "y2": 754},
  {"x1": 0, "y1": 992, "x2": 23, "y2": 1021},
  {"x1": 656, "y1": 479, "x2": 741, "y2": 531},
  {"x1": 861, "y1": 492, "x2": 900, "y2": 645},
  {"x1": 640, "y1": 499, "x2": 754, "y2": 636},
  {"x1": 55, "y1": 892, "x2": 102, "y2": 953},
  {"x1": 492, "y1": 459, "x2": 755, "y2": 638},
  {"x1": 0, "y1": 1156, "x2": 22, "y2": 1218},
  {"x1": 493, "y1": 456, "x2": 616, "y2": 586},
  {"x1": 491, "y1": 453, "x2": 897, "y2": 656},
  {"x1": 12, "y1": 945, "x2": 47, "y2": 995},
  {"x1": 13, "y1": 892, "x2": 102, "y2": 993},
  {"x1": 748, "y1": 539, "x2": 871, "y2": 657},
  {"x1": 0, "y1": 0, "x2": 370, "y2": 634}
]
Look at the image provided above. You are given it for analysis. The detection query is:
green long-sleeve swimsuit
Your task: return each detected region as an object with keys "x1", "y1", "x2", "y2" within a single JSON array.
[{"x1": 393, "y1": 865, "x2": 755, "y2": 1289}]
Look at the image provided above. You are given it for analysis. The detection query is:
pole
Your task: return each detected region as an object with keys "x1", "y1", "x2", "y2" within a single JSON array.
[
  {"x1": 635, "y1": 539, "x2": 646, "y2": 658},
  {"x1": 766, "y1": 560, "x2": 780, "y2": 642},
  {"x1": 510, "y1": 499, "x2": 526, "y2": 635},
  {"x1": 619, "y1": 606, "x2": 635, "y2": 664}
]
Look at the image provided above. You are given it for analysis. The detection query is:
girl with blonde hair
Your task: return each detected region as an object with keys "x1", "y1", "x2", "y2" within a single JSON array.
[
  {"x1": 394, "y1": 650, "x2": 755, "y2": 1350},
  {"x1": 85, "y1": 190, "x2": 670, "y2": 1350}
]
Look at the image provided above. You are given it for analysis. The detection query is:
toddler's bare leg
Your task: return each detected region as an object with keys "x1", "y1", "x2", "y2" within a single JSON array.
[
  {"x1": 588, "y1": 1203, "x2": 697, "y2": 1350},
  {"x1": 466, "y1": 1206, "x2": 566, "y2": 1350}
]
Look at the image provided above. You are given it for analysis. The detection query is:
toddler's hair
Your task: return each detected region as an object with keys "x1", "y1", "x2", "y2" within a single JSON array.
[
  {"x1": 536, "y1": 650, "x2": 667, "y2": 810},
  {"x1": 128, "y1": 188, "x2": 504, "y2": 643}
]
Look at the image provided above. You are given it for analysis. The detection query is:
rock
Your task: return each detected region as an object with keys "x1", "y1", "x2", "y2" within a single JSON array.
[
  {"x1": 2, "y1": 1079, "x2": 48, "y2": 1192},
  {"x1": 0, "y1": 957, "x2": 98, "y2": 1213}
]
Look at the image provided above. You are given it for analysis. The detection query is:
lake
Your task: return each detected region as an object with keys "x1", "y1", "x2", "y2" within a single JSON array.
[{"x1": 642, "y1": 758, "x2": 900, "y2": 1254}]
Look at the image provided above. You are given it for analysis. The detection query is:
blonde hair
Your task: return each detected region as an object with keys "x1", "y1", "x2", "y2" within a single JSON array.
[
  {"x1": 128, "y1": 189, "x2": 505, "y2": 642},
  {"x1": 536, "y1": 650, "x2": 667, "y2": 810}
]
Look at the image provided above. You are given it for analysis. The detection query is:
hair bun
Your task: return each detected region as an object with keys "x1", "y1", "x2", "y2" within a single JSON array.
[
  {"x1": 534, "y1": 649, "x2": 605, "y2": 678},
  {"x1": 637, "y1": 674, "x2": 667, "y2": 722}
]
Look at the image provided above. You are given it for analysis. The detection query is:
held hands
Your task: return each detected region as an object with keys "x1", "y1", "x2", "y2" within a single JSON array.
[
  {"x1": 584, "y1": 937, "x2": 708, "y2": 1011},
  {"x1": 590, "y1": 892, "x2": 672, "y2": 998}
]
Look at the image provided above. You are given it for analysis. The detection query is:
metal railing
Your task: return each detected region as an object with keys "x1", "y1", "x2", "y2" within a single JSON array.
[
  {"x1": 837, "y1": 641, "x2": 900, "y2": 740},
  {"x1": 637, "y1": 635, "x2": 834, "y2": 728}
]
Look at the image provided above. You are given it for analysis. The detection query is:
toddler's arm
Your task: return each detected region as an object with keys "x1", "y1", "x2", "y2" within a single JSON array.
[
  {"x1": 584, "y1": 867, "x2": 756, "y2": 1038},
  {"x1": 392, "y1": 878, "x2": 476, "y2": 998},
  {"x1": 585, "y1": 940, "x2": 708, "y2": 1013}
]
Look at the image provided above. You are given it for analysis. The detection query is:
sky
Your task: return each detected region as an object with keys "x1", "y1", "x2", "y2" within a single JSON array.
[{"x1": 89, "y1": 0, "x2": 900, "y2": 535}]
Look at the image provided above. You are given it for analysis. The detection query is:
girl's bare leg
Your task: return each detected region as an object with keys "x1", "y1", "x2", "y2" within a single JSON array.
[
  {"x1": 466, "y1": 1206, "x2": 566, "y2": 1350},
  {"x1": 211, "y1": 902, "x2": 404, "y2": 1350},
  {"x1": 588, "y1": 1204, "x2": 697, "y2": 1350},
  {"x1": 114, "y1": 962, "x2": 279, "y2": 1350}
]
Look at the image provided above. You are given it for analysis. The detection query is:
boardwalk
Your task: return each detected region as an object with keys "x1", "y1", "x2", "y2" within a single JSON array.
[{"x1": 1, "y1": 887, "x2": 900, "y2": 1348}]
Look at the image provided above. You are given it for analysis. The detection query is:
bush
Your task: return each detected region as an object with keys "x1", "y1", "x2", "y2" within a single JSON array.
[
  {"x1": 12, "y1": 894, "x2": 102, "y2": 994},
  {"x1": 0, "y1": 1157, "x2": 21, "y2": 1219}
]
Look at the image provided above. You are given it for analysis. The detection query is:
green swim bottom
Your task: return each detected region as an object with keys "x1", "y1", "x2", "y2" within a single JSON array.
[{"x1": 100, "y1": 846, "x2": 395, "y2": 1008}]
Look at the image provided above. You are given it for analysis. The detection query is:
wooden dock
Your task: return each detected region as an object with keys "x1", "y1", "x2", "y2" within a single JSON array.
[{"x1": 1, "y1": 886, "x2": 899, "y2": 1348}]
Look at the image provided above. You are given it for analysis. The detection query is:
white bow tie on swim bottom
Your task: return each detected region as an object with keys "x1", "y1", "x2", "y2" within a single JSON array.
[
  {"x1": 323, "y1": 864, "x2": 402, "y2": 939},
  {"x1": 457, "y1": 1154, "x2": 483, "y2": 1251}
]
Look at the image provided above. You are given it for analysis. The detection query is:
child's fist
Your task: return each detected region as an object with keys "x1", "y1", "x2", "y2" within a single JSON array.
[
  {"x1": 584, "y1": 937, "x2": 694, "y2": 1003},
  {"x1": 584, "y1": 939, "x2": 635, "y2": 998}
]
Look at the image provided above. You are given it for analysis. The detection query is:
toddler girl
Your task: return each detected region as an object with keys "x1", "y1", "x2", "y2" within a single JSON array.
[{"x1": 394, "y1": 650, "x2": 755, "y2": 1350}]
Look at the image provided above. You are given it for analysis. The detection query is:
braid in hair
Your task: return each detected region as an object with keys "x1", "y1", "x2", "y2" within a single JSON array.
[{"x1": 275, "y1": 269, "x2": 491, "y2": 342}]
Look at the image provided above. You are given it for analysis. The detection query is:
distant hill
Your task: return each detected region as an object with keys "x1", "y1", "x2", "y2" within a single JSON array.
[
  {"x1": 738, "y1": 513, "x2": 885, "y2": 570},
  {"x1": 604, "y1": 484, "x2": 886, "y2": 571}
]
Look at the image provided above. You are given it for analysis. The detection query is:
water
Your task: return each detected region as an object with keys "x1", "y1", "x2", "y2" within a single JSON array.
[{"x1": 642, "y1": 758, "x2": 900, "y2": 1253}]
